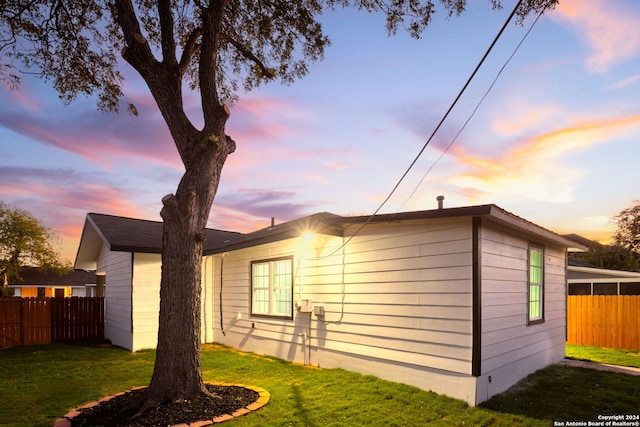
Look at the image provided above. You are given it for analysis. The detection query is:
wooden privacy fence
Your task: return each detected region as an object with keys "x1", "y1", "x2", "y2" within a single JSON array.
[
  {"x1": 0, "y1": 297, "x2": 104, "y2": 347},
  {"x1": 567, "y1": 295, "x2": 640, "y2": 350}
]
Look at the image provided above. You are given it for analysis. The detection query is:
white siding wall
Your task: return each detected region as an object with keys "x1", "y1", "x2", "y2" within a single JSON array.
[
  {"x1": 477, "y1": 223, "x2": 567, "y2": 403},
  {"x1": 131, "y1": 253, "x2": 162, "y2": 351},
  {"x1": 212, "y1": 218, "x2": 479, "y2": 404},
  {"x1": 100, "y1": 250, "x2": 214, "y2": 352},
  {"x1": 98, "y1": 246, "x2": 133, "y2": 350},
  {"x1": 201, "y1": 256, "x2": 216, "y2": 345}
]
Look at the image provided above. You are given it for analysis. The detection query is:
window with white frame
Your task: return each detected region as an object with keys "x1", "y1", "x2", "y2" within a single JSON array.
[
  {"x1": 528, "y1": 245, "x2": 544, "y2": 324},
  {"x1": 251, "y1": 256, "x2": 293, "y2": 318}
]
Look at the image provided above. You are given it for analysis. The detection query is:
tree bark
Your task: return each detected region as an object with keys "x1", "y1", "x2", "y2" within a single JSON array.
[
  {"x1": 135, "y1": 114, "x2": 235, "y2": 415},
  {"x1": 113, "y1": 0, "x2": 236, "y2": 416}
]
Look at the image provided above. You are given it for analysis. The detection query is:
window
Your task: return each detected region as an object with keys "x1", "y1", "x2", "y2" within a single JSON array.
[
  {"x1": 251, "y1": 257, "x2": 293, "y2": 319},
  {"x1": 528, "y1": 245, "x2": 544, "y2": 324},
  {"x1": 568, "y1": 283, "x2": 591, "y2": 295},
  {"x1": 594, "y1": 283, "x2": 617, "y2": 295},
  {"x1": 621, "y1": 282, "x2": 640, "y2": 296}
]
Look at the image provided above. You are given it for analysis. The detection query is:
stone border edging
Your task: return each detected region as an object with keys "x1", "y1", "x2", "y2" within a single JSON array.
[{"x1": 53, "y1": 382, "x2": 270, "y2": 427}]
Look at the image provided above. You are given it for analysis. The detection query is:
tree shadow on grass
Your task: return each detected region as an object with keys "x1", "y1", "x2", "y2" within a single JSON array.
[
  {"x1": 480, "y1": 365, "x2": 640, "y2": 423},
  {"x1": 292, "y1": 383, "x2": 316, "y2": 427}
]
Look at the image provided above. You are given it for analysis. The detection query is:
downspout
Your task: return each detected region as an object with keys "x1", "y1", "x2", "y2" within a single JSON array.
[
  {"x1": 130, "y1": 253, "x2": 134, "y2": 336},
  {"x1": 202, "y1": 255, "x2": 210, "y2": 343},
  {"x1": 219, "y1": 254, "x2": 227, "y2": 336}
]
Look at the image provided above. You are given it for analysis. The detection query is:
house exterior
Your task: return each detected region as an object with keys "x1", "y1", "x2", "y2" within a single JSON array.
[
  {"x1": 74, "y1": 213, "x2": 241, "y2": 352},
  {"x1": 9, "y1": 266, "x2": 97, "y2": 298},
  {"x1": 568, "y1": 261, "x2": 640, "y2": 295},
  {"x1": 74, "y1": 204, "x2": 580, "y2": 406}
]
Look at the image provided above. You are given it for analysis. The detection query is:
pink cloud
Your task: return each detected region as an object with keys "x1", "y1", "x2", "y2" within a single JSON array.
[
  {"x1": 553, "y1": 0, "x2": 640, "y2": 73},
  {"x1": 450, "y1": 113, "x2": 640, "y2": 202},
  {"x1": 1, "y1": 83, "x2": 42, "y2": 112},
  {"x1": 0, "y1": 166, "x2": 152, "y2": 258},
  {"x1": 215, "y1": 187, "x2": 319, "y2": 221},
  {"x1": 0, "y1": 105, "x2": 182, "y2": 169},
  {"x1": 207, "y1": 205, "x2": 270, "y2": 233},
  {"x1": 226, "y1": 96, "x2": 313, "y2": 144}
]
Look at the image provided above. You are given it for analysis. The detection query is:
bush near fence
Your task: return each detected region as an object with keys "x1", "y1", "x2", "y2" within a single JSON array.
[
  {"x1": 0, "y1": 297, "x2": 104, "y2": 347},
  {"x1": 567, "y1": 295, "x2": 640, "y2": 350}
]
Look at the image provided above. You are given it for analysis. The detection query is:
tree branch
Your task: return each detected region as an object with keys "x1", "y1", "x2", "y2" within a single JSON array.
[
  {"x1": 220, "y1": 32, "x2": 275, "y2": 79},
  {"x1": 199, "y1": 0, "x2": 228, "y2": 131},
  {"x1": 157, "y1": 0, "x2": 178, "y2": 66},
  {"x1": 113, "y1": 0, "x2": 158, "y2": 77},
  {"x1": 178, "y1": 27, "x2": 202, "y2": 75},
  {"x1": 114, "y1": 0, "x2": 198, "y2": 167}
]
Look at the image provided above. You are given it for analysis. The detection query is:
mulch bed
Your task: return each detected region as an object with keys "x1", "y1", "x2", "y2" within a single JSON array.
[{"x1": 67, "y1": 384, "x2": 260, "y2": 427}]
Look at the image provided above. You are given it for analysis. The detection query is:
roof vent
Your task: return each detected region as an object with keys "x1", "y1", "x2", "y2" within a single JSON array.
[{"x1": 437, "y1": 195, "x2": 445, "y2": 209}]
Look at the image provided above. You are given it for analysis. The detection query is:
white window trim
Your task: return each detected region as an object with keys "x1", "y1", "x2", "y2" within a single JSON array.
[
  {"x1": 528, "y1": 244, "x2": 545, "y2": 325},
  {"x1": 250, "y1": 256, "x2": 294, "y2": 319}
]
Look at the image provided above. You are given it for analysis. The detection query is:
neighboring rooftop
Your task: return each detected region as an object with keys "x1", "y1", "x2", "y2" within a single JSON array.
[{"x1": 10, "y1": 266, "x2": 96, "y2": 286}]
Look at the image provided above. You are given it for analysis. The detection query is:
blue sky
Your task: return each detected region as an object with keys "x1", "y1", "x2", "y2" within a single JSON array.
[{"x1": 1, "y1": 0, "x2": 640, "y2": 262}]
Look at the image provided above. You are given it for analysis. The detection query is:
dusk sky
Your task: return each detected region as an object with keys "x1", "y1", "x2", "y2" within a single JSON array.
[{"x1": 2, "y1": 0, "x2": 640, "y2": 263}]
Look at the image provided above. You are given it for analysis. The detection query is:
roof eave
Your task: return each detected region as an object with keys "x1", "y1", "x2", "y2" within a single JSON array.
[
  {"x1": 483, "y1": 206, "x2": 588, "y2": 250},
  {"x1": 74, "y1": 215, "x2": 111, "y2": 270}
]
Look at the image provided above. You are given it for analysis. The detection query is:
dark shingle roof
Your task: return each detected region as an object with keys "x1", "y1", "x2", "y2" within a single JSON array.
[
  {"x1": 87, "y1": 213, "x2": 243, "y2": 253},
  {"x1": 205, "y1": 204, "x2": 583, "y2": 254},
  {"x1": 77, "y1": 204, "x2": 583, "y2": 266},
  {"x1": 11, "y1": 267, "x2": 96, "y2": 286}
]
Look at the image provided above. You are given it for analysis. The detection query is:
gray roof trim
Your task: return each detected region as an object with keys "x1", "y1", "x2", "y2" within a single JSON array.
[
  {"x1": 206, "y1": 204, "x2": 584, "y2": 254},
  {"x1": 204, "y1": 212, "x2": 342, "y2": 255},
  {"x1": 324, "y1": 204, "x2": 583, "y2": 250},
  {"x1": 568, "y1": 265, "x2": 640, "y2": 280}
]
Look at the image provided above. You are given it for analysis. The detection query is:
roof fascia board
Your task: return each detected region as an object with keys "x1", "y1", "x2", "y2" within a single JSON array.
[
  {"x1": 329, "y1": 205, "x2": 494, "y2": 226},
  {"x1": 483, "y1": 206, "x2": 587, "y2": 250},
  {"x1": 205, "y1": 213, "x2": 344, "y2": 255},
  {"x1": 74, "y1": 214, "x2": 112, "y2": 269},
  {"x1": 110, "y1": 245, "x2": 163, "y2": 254},
  {"x1": 568, "y1": 265, "x2": 640, "y2": 278},
  {"x1": 87, "y1": 214, "x2": 112, "y2": 251}
]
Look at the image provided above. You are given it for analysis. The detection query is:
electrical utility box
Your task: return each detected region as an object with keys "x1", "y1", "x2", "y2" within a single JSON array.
[
  {"x1": 297, "y1": 299, "x2": 313, "y2": 313},
  {"x1": 313, "y1": 305, "x2": 325, "y2": 317}
]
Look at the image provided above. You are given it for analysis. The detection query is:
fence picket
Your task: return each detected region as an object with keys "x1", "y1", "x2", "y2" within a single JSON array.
[
  {"x1": 567, "y1": 295, "x2": 640, "y2": 350},
  {"x1": 0, "y1": 297, "x2": 104, "y2": 347}
]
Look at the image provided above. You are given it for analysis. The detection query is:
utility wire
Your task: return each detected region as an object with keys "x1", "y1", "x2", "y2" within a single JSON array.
[
  {"x1": 310, "y1": 0, "x2": 525, "y2": 261},
  {"x1": 398, "y1": 6, "x2": 546, "y2": 211}
]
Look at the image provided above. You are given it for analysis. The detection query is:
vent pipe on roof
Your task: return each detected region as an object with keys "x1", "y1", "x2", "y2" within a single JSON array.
[
  {"x1": 437, "y1": 195, "x2": 445, "y2": 209},
  {"x1": 270, "y1": 217, "x2": 275, "y2": 229}
]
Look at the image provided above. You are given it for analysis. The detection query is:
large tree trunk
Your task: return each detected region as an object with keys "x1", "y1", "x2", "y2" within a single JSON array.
[
  {"x1": 135, "y1": 117, "x2": 235, "y2": 415},
  {"x1": 113, "y1": 0, "x2": 234, "y2": 416}
]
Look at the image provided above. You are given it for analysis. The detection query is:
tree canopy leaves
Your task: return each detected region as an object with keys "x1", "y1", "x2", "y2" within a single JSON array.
[
  {"x1": 613, "y1": 200, "x2": 640, "y2": 256},
  {"x1": 569, "y1": 201, "x2": 640, "y2": 272},
  {"x1": 0, "y1": 201, "x2": 70, "y2": 285},
  {"x1": 1, "y1": 0, "x2": 558, "y2": 112}
]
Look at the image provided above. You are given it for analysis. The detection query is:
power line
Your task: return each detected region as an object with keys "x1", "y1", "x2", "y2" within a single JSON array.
[
  {"x1": 310, "y1": 0, "x2": 526, "y2": 261},
  {"x1": 398, "y1": 6, "x2": 547, "y2": 211}
]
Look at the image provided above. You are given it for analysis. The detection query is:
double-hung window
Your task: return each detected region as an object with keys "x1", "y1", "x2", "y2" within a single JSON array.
[
  {"x1": 528, "y1": 245, "x2": 544, "y2": 325},
  {"x1": 251, "y1": 256, "x2": 293, "y2": 319}
]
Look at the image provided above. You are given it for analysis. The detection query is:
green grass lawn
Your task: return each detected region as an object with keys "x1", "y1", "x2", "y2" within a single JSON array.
[
  {"x1": 1, "y1": 343, "x2": 638, "y2": 427},
  {"x1": 566, "y1": 343, "x2": 640, "y2": 368}
]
